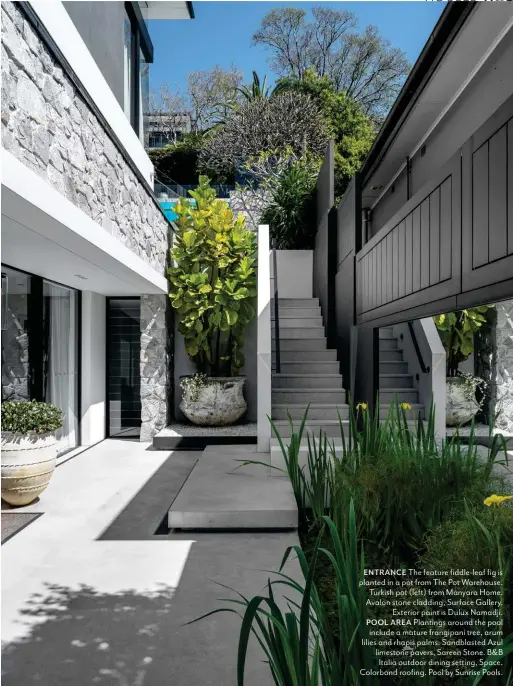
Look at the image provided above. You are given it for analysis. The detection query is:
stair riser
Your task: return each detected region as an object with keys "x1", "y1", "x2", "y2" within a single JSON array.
[
  {"x1": 273, "y1": 376, "x2": 343, "y2": 389},
  {"x1": 379, "y1": 328, "x2": 395, "y2": 339},
  {"x1": 273, "y1": 339, "x2": 327, "y2": 351},
  {"x1": 379, "y1": 375, "x2": 414, "y2": 389},
  {"x1": 273, "y1": 390, "x2": 346, "y2": 404},
  {"x1": 379, "y1": 362, "x2": 408, "y2": 374},
  {"x1": 273, "y1": 349, "x2": 336, "y2": 361},
  {"x1": 275, "y1": 308, "x2": 321, "y2": 318},
  {"x1": 279, "y1": 362, "x2": 339, "y2": 374},
  {"x1": 273, "y1": 318, "x2": 323, "y2": 328},
  {"x1": 272, "y1": 298, "x2": 319, "y2": 308},
  {"x1": 379, "y1": 350, "x2": 403, "y2": 361},
  {"x1": 272, "y1": 406, "x2": 349, "y2": 420},
  {"x1": 379, "y1": 339, "x2": 399, "y2": 351},
  {"x1": 272, "y1": 422, "x2": 349, "y2": 438},
  {"x1": 379, "y1": 390, "x2": 418, "y2": 403},
  {"x1": 379, "y1": 407, "x2": 425, "y2": 420},
  {"x1": 271, "y1": 444, "x2": 344, "y2": 474},
  {"x1": 274, "y1": 328, "x2": 325, "y2": 339}
]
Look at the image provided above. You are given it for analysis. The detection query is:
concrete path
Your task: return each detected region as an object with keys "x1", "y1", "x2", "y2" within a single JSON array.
[{"x1": 1, "y1": 439, "x2": 300, "y2": 686}]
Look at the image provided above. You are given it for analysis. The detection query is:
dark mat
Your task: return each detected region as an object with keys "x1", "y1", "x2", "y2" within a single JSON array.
[{"x1": 1, "y1": 512, "x2": 42, "y2": 544}]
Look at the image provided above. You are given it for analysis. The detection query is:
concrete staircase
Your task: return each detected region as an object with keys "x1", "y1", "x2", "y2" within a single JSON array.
[
  {"x1": 271, "y1": 298, "x2": 349, "y2": 467},
  {"x1": 379, "y1": 327, "x2": 425, "y2": 422}
]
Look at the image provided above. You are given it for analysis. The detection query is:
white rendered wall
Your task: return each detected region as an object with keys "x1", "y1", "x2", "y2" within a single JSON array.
[
  {"x1": 257, "y1": 225, "x2": 272, "y2": 454},
  {"x1": 81, "y1": 292, "x2": 106, "y2": 446},
  {"x1": 273, "y1": 251, "x2": 313, "y2": 299}
]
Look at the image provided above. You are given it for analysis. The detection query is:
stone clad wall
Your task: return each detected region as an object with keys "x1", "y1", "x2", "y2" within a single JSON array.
[
  {"x1": 493, "y1": 300, "x2": 513, "y2": 435},
  {"x1": 1, "y1": 1, "x2": 169, "y2": 274}
]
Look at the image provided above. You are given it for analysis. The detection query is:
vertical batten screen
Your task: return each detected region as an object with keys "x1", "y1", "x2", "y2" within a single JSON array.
[{"x1": 107, "y1": 298, "x2": 141, "y2": 438}]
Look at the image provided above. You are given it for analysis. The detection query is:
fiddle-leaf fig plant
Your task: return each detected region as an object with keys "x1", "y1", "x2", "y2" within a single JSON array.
[
  {"x1": 168, "y1": 176, "x2": 257, "y2": 377},
  {"x1": 434, "y1": 306, "x2": 494, "y2": 377}
]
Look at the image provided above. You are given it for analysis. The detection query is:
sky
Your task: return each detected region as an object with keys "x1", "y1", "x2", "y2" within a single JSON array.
[{"x1": 148, "y1": 1, "x2": 446, "y2": 95}]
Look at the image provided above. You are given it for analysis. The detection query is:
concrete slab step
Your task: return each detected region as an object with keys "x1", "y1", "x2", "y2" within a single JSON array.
[
  {"x1": 379, "y1": 328, "x2": 395, "y2": 339},
  {"x1": 379, "y1": 373, "x2": 414, "y2": 389},
  {"x1": 379, "y1": 361, "x2": 408, "y2": 374},
  {"x1": 275, "y1": 307, "x2": 321, "y2": 318},
  {"x1": 272, "y1": 404, "x2": 349, "y2": 420},
  {"x1": 380, "y1": 349, "x2": 403, "y2": 362},
  {"x1": 273, "y1": 348, "x2": 336, "y2": 361},
  {"x1": 379, "y1": 389, "x2": 419, "y2": 403},
  {"x1": 168, "y1": 446, "x2": 297, "y2": 529},
  {"x1": 274, "y1": 317, "x2": 323, "y2": 328},
  {"x1": 272, "y1": 298, "x2": 319, "y2": 308},
  {"x1": 274, "y1": 328, "x2": 325, "y2": 339},
  {"x1": 379, "y1": 339, "x2": 399, "y2": 350},
  {"x1": 279, "y1": 361, "x2": 340, "y2": 374},
  {"x1": 273, "y1": 338, "x2": 327, "y2": 351},
  {"x1": 270, "y1": 438, "x2": 344, "y2": 474},
  {"x1": 272, "y1": 419, "x2": 349, "y2": 438},
  {"x1": 272, "y1": 373, "x2": 343, "y2": 389},
  {"x1": 272, "y1": 388, "x2": 346, "y2": 404}
]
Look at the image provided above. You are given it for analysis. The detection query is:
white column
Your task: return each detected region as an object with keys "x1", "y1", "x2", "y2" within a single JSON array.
[
  {"x1": 81, "y1": 291, "x2": 106, "y2": 446},
  {"x1": 257, "y1": 225, "x2": 272, "y2": 453}
]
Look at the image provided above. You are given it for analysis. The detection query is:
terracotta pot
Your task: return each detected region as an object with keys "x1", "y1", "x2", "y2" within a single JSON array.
[
  {"x1": 1, "y1": 432, "x2": 57, "y2": 506},
  {"x1": 180, "y1": 376, "x2": 247, "y2": 426},
  {"x1": 446, "y1": 377, "x2": 479, "y2": 427}
]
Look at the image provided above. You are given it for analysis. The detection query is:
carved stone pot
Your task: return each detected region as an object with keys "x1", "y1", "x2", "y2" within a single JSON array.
[
  {"x1": 180, "y1": 376, "x2": 247, "y2": 426},
  {"x1": 1, "y1": 432, "x2": 57, "y2": 506},
  {"x1": 446, "y1": 377, "x2": 479, "y2": 427}
]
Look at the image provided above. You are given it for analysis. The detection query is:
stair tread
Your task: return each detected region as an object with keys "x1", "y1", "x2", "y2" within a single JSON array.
[
  {"x1": 379, "y1": 373, "x2": 413, "y2": 377},
  {"x1": 273, "y1": 403, "x2": 348, "y2": 407},
  {"x1": 272, "y1": 419, "x2": 347, "y2": 425},
  {"x1": 273, "y1": 373, "x2": 342, "y2": 378},
  {"x1": 273, "y1": 388, "x2": 345, "y2": 393}
]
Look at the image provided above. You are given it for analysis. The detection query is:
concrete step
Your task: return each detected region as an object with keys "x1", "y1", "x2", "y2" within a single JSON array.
[
  {"x1": 272, "y1": 419, "x2": 349, "y2": 438},
  {"x1": 273, "y1": 348, "x2": 336, "y2": 361},
  {"x1": 168, "y1": 446, "x2": 297, "y2": 529},
  {"x1": 272, "y1": 298, "x2": 319, "y2": 308},
  {"x1": 379, "y1": 328, "x2": 395, "y2": 339},
  {"x1": 379, "y1": 403, "x2": 425, "y2": 420},
  {"x1": 273, "y1": 338, "x2": 327, "y2": 351},
  {"x1": 271, "y1": 438, "x2": 344, "y2": 474},
  {"x1": 274, "y1": 328, "x2": 325, "y2": 339},
  {"x1": 272, "y1": 388, "x2": 346, "y2": 404},
  {"x1": 379, "y1": 373, "x2": 414, "y2": 389},
  {"x1": 272, "y1": 373, "x2": 343, "y2": 389},
  {"x1": 272, "y1": 404, "x2": 349, "y2": 420},
  {"x1": 274, "y1": 317, "x2": 323, "y2": 328},
  {"x1": 380, "y1": 349, "x2": 403, "y2": 362},
  {"x1": 275, "y1": 307, "x2": 321, "y2": 318},
  {"x1": 379, "y1": 339, "x2": 399, "y2": 351},
  {"x1": 379, "y1": 389, "x2": 419, "y2": 403},
  {"x1": 279, "y1": 361, "x2": 339, "y2": 374},
  {"x1": 379, "y1": 360, "x2": 408, "y2": 374}
]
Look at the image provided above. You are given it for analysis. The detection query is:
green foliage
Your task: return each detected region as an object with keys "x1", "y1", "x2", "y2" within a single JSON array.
[
  {"x1": 260, "y1": 156, "x2": 318, "y2": 249},
  {"x1": 168, "y1": 176, "x2": 257, "y2": 376},
  {"x1": 1, "y1": 401, "x2": 63, "y2": 434},
  {"x1": 277, "y1": 70, "x2": 376, "y2": 198},
  {"x1": 434, "y1": 306, "x2": 495, "y2": 377}
]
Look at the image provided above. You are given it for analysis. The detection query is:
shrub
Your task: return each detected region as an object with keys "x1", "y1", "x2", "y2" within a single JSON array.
[
  {"x1": 1, "y1": 401, "x2": 63, "y2": 434},
  {"x1": 168, "y1": 176, "x2": 257, "y2": 376}
]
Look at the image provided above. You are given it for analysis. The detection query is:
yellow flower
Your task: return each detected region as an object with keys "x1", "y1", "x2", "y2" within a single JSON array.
[
  {"x1": 356, "y1": 402, "x2": 368, "y2": 411},
  {"x1": 401, "y1": 402, "x2": 412, "y2": 410},
  {"x1": 483, "y1": 495, "x2": 513, "y2": 508}
]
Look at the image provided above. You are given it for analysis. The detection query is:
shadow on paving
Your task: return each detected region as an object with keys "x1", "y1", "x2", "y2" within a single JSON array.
[{"x1": 2, "y1": 530, "x2": 299, "y2": 685}]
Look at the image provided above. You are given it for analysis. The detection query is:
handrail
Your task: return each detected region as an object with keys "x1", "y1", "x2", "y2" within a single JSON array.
[
  {"x1": 407, "y1": 321, "x2": 430, "y2": 374},
  {"x1": 271, "y1": 238, "x2": 281, "y2": 374}
]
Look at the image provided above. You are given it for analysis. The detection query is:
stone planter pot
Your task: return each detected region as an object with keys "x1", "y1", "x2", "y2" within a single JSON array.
[
  {"x1": 446, "y1": 377, "x2": 479, "y2": 427},
  {"x1": 180, "y1": 376, "x2": 247, "y2": 426},
  {"x1": 1, "y1": 432, "x2": 57, "y2": 506}
]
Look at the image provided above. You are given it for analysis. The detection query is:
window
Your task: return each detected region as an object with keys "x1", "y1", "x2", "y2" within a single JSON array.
[{"x1": 123, "y1": 3, "x2": 154, "y2": 142}]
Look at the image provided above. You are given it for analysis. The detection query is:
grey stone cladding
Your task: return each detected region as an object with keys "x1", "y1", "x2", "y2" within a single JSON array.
[
  {"x1": 140, "y1": 294, "x2": 169, "y2": 442},
  {"x1": 1, "y1": 1, "x2": 169, "y2": 275}
]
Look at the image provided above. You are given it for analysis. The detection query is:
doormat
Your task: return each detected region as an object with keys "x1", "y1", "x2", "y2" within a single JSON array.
[{"x1": 1, "y1": 512, "x2": 42, "y2": 544}]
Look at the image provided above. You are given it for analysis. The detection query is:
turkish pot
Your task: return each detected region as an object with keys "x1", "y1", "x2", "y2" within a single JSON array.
[
  {"x1": 446, "y1": 377, "x2": 479, "y2": 427},
  {"x1": 1, "y1": 432, "x2": 57, "y2": 506},
  {"x1": 180, "y1": 376, "x2": 247, "y2": 426}
]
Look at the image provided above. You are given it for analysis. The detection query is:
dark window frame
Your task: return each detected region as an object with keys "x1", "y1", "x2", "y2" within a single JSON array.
[{"x1": 124, "y1": 2, "x2": 153, "y2": 136}]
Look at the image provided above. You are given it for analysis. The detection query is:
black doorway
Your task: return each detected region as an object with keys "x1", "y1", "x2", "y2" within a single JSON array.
[{"x1": 107, "y1": 298, "x2": 141, "y2": 438}]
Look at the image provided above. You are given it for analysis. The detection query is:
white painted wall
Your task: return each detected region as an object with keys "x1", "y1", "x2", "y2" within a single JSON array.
[
  {"x1": 257, "y1": 225, "x2": 272, "y2": 454},
  {"x1": 81, "y1": 292, "x2": 106, "y2": 446},
  {"x1": 273, "y1": 251, "x2": 313, "y2": 299}
]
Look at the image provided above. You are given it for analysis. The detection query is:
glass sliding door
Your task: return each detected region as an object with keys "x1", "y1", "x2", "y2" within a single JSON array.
[
  {"x1": 1, "y1": 265, "x2": 80, "y2": 457},
  {"x1": 43, "y1": 281, "x2": 79, "y2": 455}
]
